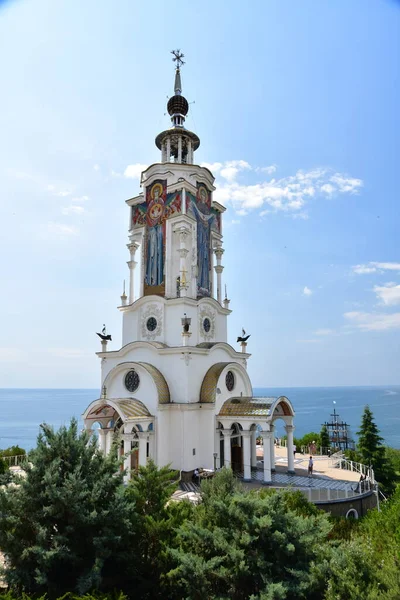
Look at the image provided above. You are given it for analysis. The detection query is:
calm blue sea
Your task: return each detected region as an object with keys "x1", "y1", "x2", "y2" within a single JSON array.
[{"x1": 0, "y1": 386, "x2": 399, "y2": 451}]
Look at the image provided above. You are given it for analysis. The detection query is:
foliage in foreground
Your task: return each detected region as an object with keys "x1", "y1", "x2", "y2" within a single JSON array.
[
  {"x1": 345, "y1": 405, "x2": 399, "y2": 495},
  {"x1": 0, "y1": 419, "x2": 130, "y2": 598},
  {"x1": 0, "y1": 418, "x2": 399, "y2": 600},
  {"x1": 166, "y1": 469, "x2": 332, "y2": 599}
]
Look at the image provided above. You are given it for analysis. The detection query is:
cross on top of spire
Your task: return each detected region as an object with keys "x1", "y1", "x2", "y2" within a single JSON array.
[{"x1": 171, "y1": 49, "x2": 185, "y2": 70}]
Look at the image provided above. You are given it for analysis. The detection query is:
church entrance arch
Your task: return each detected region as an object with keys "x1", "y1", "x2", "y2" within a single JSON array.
[{"x1": 231, "y1": 423, "x2": 243, "y2": 473}]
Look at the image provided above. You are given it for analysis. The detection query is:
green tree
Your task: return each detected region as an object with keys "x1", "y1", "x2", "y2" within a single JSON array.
[
  {"x1": 0, "y1": 445, "x2": 26, "y2": 458},
  {"x1": 124, "y1": 460, "x2": 190, "y2": 599},
  {"x1": 0, "y1": 419, "x2": 131, "y2": 599},
  {"x1": 167, "y1": 468, "x2": 332, "y2": 600},
  {"x1": 357, "y1": 406, "x2": 397, "y2": 495},
  {"x1": 320, "y1": 425, "x2": 330, "y2": 452}
]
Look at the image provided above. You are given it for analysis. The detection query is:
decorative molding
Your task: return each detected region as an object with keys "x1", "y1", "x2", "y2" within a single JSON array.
[
  {"x1": 141, "y1": 303, "x2": 163, "y2": 340},
  {"x1": 199, "y1": 305, "x2": 216, "y2": 341}
]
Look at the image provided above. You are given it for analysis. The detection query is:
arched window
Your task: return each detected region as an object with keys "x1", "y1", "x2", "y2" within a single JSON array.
[{"x1": 346, "y1": 508, "x2": 358, "y2": 519}]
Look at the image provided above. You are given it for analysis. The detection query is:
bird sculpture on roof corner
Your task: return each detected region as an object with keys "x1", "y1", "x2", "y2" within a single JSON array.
[
  {"x1": 96, "y1": 324, "x2": 112, "y2": 341},
  {"x1": 237, "y1": 328, "x2": 251, "y2": 343}
]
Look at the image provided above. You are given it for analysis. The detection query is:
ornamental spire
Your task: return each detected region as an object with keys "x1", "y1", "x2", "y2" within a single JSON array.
[
  {"x1": 155, "y1": 50, "x2": 200, "y2": 164},
  {"x1": 171, "y1": 49, "x2": 184, "y2": 95}
]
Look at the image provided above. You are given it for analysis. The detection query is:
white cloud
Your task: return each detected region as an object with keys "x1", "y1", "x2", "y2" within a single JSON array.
[
  {"x1": 62, "y1": 205, "x2": 86, "y2": 215},
  {"x1": 257, "y1": 165, "x2": 277, "y2": 175},
  {"x1": 124, "y1": 164, "x2": 148, "y2": 179},
  {"x1": 212, "y1": 163, "x2": 363, "y2": 217},
  {"x1": 374, "y1": 283, "x2": 400, "y2": 306},
  {"x1": 352, "y1": 262, "x2": 400, "y2": 275},
  {"x1": 352, "y1": 264, "x2": 377, "y2": 274},
  {"x1": 201, "y1": 162, "x2": 222, "y2": 173},
  {"x1": 330, "y1": 173, "x2": 363, "y2": 194},
  {"x1": 315, "y1": 329, "x2": 334, "y2": 335},
  {"x1": 57, "y1": 190, "x2": 71, "y2": 197},
  {"x1": 320, "y1": 183, "x2": 335, "y2": 195},
  {"x1": 44, "y1": 222, "x2": 79, "y2": 237},
  {"x1": 303, "y1": 286, "x2": 313, "y2": 296},
  {"x1": 344, "y1": 311, "x2": 400, "y2": 331},
  {"x1": 94, "y1": 164, "x2": 100, "y2": 171},
  {"x1": 219, "y1": 160, "x2": 251, "y2": 182}
]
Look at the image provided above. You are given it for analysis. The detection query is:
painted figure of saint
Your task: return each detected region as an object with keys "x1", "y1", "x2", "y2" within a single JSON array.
[
  {"x1": 145, "y1": 182, "x2": 165, "y2": 286},
  {"x1": 192, "y1": 186, "x2": 215, "y2": 295}
]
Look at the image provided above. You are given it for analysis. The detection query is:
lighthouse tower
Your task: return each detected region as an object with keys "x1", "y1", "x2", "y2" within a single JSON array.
[{"x1": 83, "y1": 52, "x2": 295, "y2": 483}]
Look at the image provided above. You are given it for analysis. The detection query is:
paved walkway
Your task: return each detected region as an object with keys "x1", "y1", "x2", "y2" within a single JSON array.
[
  {"x1": 177, "y1": 447, "x2": 367, "y2": 502},
  {"x1": 263, "y1": 445, "x2": 360, "y2": 483}
]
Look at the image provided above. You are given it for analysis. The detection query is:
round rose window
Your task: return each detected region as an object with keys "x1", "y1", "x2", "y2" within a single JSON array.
[
  {"x1": 225, "y1": 370, "x2": 235, "y2": 392},
  {"x1": 125, "y1": 370, "x2": 140, "y2": 393},
  {"x1": 203, "y1": 317, "x2": 211, "y2": 333}
]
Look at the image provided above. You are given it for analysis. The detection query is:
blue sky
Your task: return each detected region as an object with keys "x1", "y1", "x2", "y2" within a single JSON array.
[{"x1": 0, "y1": 0, "x2": 399, "y2": 388}]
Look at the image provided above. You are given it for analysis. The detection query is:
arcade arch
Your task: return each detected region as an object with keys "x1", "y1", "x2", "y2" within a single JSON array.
[{"x1": 216, "y1": 395, "x2": 295, "y2": 483}]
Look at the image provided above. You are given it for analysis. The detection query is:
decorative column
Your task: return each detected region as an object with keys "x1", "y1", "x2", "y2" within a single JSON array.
[
  {"x1": 181, "y1": 188, "x2": 186, "y2": 214},
  {"x1": 242, "y1": 431, "x2": 252, "y2": 481},
  {"x1": 148, "y1": 431, "x2": 155, "y2": 461},
  {"x1": 138, "y1": 432, "x2": 148, "y2": 467},
  {"x1": 161, "y1": 141, "x2": 167, "y2": 162},
  {"x1": 98, "y1": 429, "x2": 107, "y2": 454},
  {"x1": 176, "y1": 226, "x2": 190, "y2": 297},
  {"x1": 222, "y1": 429, "x2": 232, "y2": 468},
  {"x1": 166, "y1": 137, "x2": 171, "y2": 161},
  {"x1": 261, "y1": 430, "x2": 272, "y2": 484},
  {"x1": 187, "y1": 139, "x2": 192, "y2": 164},
  {"x1": 213, "y1": 245, "x2": 224, "y2": 304},
  {"x1": 270, "y1": 425, "x2": 276, "y2": 472},
  {"x1": 177, "y1": 136, "x2": 182, "y2": 163},
  {"x1": 127, "y1": 240, "x2": 139, "y2": 304},
  {"x1": 123, "y1": 434, "x2": 132, "y2": 483},
  {"x1": 105, "y1": 429, "x2": 113, "y2": 456},
  {"x1": 251, "y1": 429, "x2": 258, "y2": 468},
  {"x1": 223, "y1": 285, "x2": 231, "y2": 310},
  {"x1": 120, "y1": 280, "x2": 128, "y2": 306},
  {"x1": 285, "y1": 424, "x2": 295, "y2": 474}
]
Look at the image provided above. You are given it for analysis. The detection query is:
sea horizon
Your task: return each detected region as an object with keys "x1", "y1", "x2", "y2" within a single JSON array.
[{"x1": 1, "y1": 385, "x2": 399, "y2": 451}]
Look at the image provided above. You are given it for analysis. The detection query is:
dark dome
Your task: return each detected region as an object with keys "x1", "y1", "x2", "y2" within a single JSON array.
[{"x1": 167, "y1": 94, "x2": 189, "y2": 116}]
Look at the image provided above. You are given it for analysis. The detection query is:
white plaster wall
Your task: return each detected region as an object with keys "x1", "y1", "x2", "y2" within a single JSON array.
[
  {"x1": 100, "y1": 341, "x2": 251, "y2": 406},
  {"x1": 121, "y1": 296, "x2": 229, "y2": 349},
  {"x1": 197, "y1": 408, "x2": 216, "y2": 470},
  {"x1": 104, "y1": 362, "x2": 160, "y2": 416}
]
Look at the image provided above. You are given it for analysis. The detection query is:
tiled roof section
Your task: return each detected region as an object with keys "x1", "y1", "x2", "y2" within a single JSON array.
[
  {"x1": 219, "y1": 397, "x2": 277, "y2": 417},
  {"x1": 200, "y1": 362, "x2": 232, "y2": 403},
  {"x1": 87, "y1": 398, "x2": 152, "y2": 420},
  {"x1": 138, "y1": 362, "x2": 170, "y2": 404},
  {"x1": 114, "y1": 399, "x2": 152, "y2": 419}
]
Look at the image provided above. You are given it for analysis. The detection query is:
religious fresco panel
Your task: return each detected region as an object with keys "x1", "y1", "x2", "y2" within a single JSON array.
[
  {"x1": 186, "y1": 183, "x2": 221, "y2": 298},
  {"x1": 131, "y1": 180, "x2": 182, "y2": 296}
]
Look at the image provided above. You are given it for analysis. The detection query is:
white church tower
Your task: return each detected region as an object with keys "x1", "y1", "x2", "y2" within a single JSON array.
[{"x1": 83, "y1": 51, "x2": 295, "y2": 483}]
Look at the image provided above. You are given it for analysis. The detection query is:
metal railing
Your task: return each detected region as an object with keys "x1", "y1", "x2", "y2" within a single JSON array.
[
  {"x1": 1, "y1": 454, "x2": 27, "y2": 467},
  {"x1": 329, "y1": 453, "x2": 375, "y2": 482}
]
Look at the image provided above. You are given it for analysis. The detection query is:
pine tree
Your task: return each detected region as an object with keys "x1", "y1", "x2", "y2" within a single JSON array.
[
  {"x1": 167, "y1": 468, "x2": 332, "y2": 599},
  {"x1": 357, "y1": 405, "x2": 397, "y2": 495},
  {"x1": 0, "y1": 419, "x2": 130, "y2": 599},
  {"x1": 123, "y1": 460, "x2": 187, "y2": 599},
  {"x1": 320, "y1": 425, "x2": 330, "y2": 452},
  {"x1": 357, "y1": 405, "x2": 384, "y2": 465}
]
